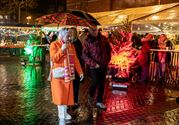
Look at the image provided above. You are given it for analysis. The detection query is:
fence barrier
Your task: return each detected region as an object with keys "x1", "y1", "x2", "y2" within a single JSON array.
[{"x1": 149, "y1": 49, "x2": 179, "y2": 88}]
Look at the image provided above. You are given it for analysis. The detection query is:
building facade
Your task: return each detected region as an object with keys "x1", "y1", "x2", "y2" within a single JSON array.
[
  {"x1": 67, "y1": 0, "x2": 179, "y2": 12},
  {"x1": 0, "y1": 11, "x2": 16, "y2": 25},
  {"x1": 1, "y1": 0, "x2": 179, "y2": 24}
]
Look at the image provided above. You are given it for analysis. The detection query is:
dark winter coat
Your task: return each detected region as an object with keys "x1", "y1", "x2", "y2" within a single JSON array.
[{"x1": 82, "y1": 33, "x2": 112, "y2": 69}]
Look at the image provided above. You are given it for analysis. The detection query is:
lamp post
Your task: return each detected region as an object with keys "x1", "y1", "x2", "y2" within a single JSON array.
[
  {"x1": 158, "y1": 0, "x2": 161, "y2": 5},
  {"x1": 26, "y1": 16, "x2": 31, "y2": 24}
]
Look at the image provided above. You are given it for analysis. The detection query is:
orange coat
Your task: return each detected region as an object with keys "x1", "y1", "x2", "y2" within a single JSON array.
[{"x1": 50, "y1": 40, "x2": 83, "y2": 105}]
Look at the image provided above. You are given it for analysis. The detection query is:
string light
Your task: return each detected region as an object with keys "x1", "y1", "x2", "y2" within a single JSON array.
[
  {"x1": 0, "y1": 26, "x2": 40, "y2": 37},
  {"x1": 145, "y1": 25, "x2": 149, "y2": 28}
]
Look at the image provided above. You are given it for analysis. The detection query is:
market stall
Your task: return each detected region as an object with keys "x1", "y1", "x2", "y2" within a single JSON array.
[
  {"x1": 130, "y1": 5, "x2": 179, "y2": 85},
  {"x1": 0, "y1": 26, "x2": 40, "y2": 56},
  {"x1": 91, "y1": 3, "x2": 179, "y2": 86},
  {"x1": 131, "y1": 3, "x2": 179, "y2": 50},
  {"x1": 132, "y1": 3, "x2": 179, "y2": 34},
  {"x1": 0, "y1": 26, "x2": 47, "y2": 66},
  {"x1": 90, "y1": 3, "x2": 179, "y2": 26}
]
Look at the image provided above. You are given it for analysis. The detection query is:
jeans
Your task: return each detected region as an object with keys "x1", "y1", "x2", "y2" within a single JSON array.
[
  {"x1": 158, "y1": 62, "x2": 166, "y2": 78},
  {"x1": 89, "y1": 67, "x2": 107, "y2": 102}
]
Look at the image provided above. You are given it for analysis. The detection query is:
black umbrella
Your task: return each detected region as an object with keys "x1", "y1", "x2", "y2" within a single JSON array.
[{"x1": 66, "y1": 9, "x2": 100, "y2": 26}]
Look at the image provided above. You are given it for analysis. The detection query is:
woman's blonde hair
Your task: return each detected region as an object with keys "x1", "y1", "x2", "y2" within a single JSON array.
[{"x1": 58, "y1": 28, "x2": 70, "y2": 40}]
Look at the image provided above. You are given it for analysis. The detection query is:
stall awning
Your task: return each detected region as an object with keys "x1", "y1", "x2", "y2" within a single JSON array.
[
  {"x1": 132, "y1": 4, "x2": 179, "y2": 24},
  {"x1": 131, "y1": 3, "x2": 179, "y2": 33},
  {"x1": 90, "y1": 3, "x2": 179, "y2": 26}
]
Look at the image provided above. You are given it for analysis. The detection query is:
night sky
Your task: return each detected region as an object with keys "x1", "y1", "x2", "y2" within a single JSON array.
[
  {"x1": 36, "y1": 0, "x2": 66, "y2": 13},
  {"x1": 32, "y1": 0, "x2": 50, "y2": 14}
]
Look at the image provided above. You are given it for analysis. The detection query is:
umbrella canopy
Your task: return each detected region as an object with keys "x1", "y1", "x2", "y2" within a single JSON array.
[
  {"x1": 67, "y1": 9, "x2": 100, "y2": 25},
  {"x1": 35, "y1": 13, "x2": 91, "y2": 27}
]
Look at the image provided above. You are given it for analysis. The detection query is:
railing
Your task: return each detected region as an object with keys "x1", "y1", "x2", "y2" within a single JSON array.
[{"x1": 149, "y1": 49, "x2": 179, "y2": 88}]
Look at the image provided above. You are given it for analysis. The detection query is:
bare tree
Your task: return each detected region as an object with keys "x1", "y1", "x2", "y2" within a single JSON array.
[{"x1": 1, "y1": 0, "x2": 38, "y2": 24}]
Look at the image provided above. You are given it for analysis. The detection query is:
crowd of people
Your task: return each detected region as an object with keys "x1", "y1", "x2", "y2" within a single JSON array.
[
  {"x1": 43, "y1": 26, "x2": 173, "y2": 124},
  {"x1": 47, "y1": 26, "x2": 111, "y2": 125},
  {"x1": 132, "y1": 33, "x2": 173, "y2": 84}
]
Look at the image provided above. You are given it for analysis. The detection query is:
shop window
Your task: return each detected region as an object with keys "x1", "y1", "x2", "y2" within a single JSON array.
[
  {"x1": 0, "y1": 15, "x2": 3, "y2": 19},
  {"x1": 4, "y1": 15, "x2": 8, "y2": 19}
]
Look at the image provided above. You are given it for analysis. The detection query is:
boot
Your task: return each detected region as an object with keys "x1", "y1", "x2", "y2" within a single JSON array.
[
  {"x1": 63, "y1": 105, "x2": 72, "y2": 120},
  {"x1": 57, "y1": 105, "x2": 66, "y2": 125},
  {"x1": 57, "y1": 105, "x2": 65, "y2": 119},
  {"x1": 59, "y1": 118, "x2": 65, "y2": 125}
]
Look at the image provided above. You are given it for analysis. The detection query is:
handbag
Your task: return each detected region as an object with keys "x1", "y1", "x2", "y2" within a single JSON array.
[
  {"x1": 52, "y1": 67, "x2": 65, "y2": 78},
  {"x1": 51, "y1": 61, "x2": 65, "y2": 78}
]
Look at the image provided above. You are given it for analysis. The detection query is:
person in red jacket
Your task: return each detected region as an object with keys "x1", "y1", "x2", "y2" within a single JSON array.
[{"x1": 137, "y1": 34, "x2": 154, "y2": 84}]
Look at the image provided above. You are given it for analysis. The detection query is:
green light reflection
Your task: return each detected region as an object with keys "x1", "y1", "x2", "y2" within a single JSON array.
[
  {"x1": 20, "y1": 66, "x2": 43, "y2": 125},
  {"x1": 24, "y1": 34, "x2": 45, "y2": 64}
]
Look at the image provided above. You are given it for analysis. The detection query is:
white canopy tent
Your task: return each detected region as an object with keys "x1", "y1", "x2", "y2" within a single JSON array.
[
  {"x1": 132, "y1": 3, "x2": 179, "y2": 34},
  {"x1": 90, "y1": 3, "x2": 179, "y2": 26},
  {"x1": 42, "y1": 3, "x2": 179, "y2": 34}
]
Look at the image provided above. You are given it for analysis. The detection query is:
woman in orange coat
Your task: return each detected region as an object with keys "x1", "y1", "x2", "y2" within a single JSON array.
[{"x1": 50, "y1": 27, "x2": 84, "y2": 124}]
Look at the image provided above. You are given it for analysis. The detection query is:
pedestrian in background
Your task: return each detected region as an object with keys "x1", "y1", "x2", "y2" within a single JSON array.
[
  {"x1": 137, "y1": 33, "x2": 154, "y2": 84},
  {"x1": 157, "y1": 34, "x2": 172, "y2": 82}
]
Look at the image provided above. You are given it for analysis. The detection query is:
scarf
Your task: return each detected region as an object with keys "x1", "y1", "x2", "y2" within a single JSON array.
[{"x1": 64, "y1": 44, "x2": 75, "y2": 82}]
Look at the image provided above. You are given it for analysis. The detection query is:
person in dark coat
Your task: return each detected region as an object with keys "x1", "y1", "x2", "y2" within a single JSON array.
[
  {"x1": 70, "y1": 27, "x2": 84, "y2": 109},
  {"x1": 82, "y1": 26, "x2": 112, "y2": 109},
  {"x1": 132, "y1": 32, "x2": 142, "y2": 50}
]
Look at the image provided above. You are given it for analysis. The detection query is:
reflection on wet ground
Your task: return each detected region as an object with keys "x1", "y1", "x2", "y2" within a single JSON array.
[{"x1": 0, "y1": 57, "x2": 179, "y2": 125}]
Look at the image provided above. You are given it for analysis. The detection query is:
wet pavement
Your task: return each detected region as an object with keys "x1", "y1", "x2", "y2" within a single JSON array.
[{"x1": 0, "y1": 57, "x2": 179, "y2": 125}]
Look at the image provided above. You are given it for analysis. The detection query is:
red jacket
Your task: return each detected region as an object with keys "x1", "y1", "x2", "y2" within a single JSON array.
[{"x1": 138, "y1": 38, "x2": 151, "y2": 66}]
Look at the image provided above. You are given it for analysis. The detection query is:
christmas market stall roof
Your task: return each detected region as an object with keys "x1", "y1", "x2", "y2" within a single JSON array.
[
  {"x1": 131, "y1": 3, "x2": 179, "y2": 33},
  {"x1": 90, "y1": 2, "x2": 179, "y2": 26}
]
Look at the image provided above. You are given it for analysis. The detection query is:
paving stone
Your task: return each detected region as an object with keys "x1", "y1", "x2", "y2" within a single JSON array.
[{"x1": 0, "y1": 57, "x2": 179, "y2": 125}]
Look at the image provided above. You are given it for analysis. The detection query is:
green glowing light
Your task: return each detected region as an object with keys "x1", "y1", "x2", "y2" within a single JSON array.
[
  {"x1": 24, "y1": 34, "x2": 45, "y2": 64},
  {"x1": 20, "y1": 66, "x2": 43, "y2": 125}
]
